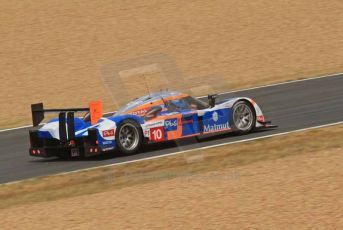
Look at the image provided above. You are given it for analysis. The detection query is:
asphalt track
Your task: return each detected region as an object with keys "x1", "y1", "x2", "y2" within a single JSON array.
[{"x1": 0, "y1": 74, "x2": 342, "y2": 184}]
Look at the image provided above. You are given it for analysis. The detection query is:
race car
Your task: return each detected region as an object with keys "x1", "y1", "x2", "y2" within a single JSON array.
[{"x1": 29, "y1": 91, "x2": 276, "y2": 158}]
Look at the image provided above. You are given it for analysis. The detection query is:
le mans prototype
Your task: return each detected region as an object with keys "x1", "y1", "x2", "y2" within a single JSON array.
[{"x1": 29, "y1": 91, "x2": 276, "y2": 158}]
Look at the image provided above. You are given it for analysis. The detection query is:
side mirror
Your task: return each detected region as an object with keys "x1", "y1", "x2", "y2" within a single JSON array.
[
  {"x1": 144, "y1": 106, "x2": 163, "y2": 120},
  {"x1": 208, "y1": 94, "x2": 218, "y2": 108}
]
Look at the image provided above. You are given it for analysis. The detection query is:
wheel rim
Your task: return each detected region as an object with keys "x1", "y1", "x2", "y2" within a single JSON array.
[
  {"x1": 233, "y1": 103, "x2": 253, "y2": 131},
  {"x1": 118, "y1": 123, "x2": 139, "y2": 151}
]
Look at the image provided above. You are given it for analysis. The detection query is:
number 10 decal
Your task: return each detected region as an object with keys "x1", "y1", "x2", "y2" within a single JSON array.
[{"x1": 150, "y1": 127, "x2": 164, "y2": 142}]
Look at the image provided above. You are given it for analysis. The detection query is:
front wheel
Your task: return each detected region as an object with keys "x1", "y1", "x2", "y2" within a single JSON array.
[
  {"x1": 231, "y1": 101, "x2": 256, "y2": 134},
  {"x1": 115, "y1": 119, "x2": 143, "y2": 155}
]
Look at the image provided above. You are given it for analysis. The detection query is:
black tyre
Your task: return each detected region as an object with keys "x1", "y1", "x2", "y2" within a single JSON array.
[
  {"x1": 115, "y1": 119, "x2": 143, "y2": 155},
  {"x1": 230, "y1": 100, "x2": 256, "y2": 134}
]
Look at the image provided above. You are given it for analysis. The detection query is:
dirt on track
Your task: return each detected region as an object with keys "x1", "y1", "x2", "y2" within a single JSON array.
[{"x1": 1, "y1": 0, "x2": 343, "y2": 128}]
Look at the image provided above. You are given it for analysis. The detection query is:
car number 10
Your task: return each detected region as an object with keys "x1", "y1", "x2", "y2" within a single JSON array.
[{"x1": 151, "y1": 127, "x2": 164, "y2": 142}]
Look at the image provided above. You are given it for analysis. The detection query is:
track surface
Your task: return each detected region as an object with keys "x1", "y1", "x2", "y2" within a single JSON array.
[{"x1": 1, "y1": 75, "x2": 342, "y2": 184}]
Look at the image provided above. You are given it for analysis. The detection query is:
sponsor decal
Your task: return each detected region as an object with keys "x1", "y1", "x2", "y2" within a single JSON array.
[
  {"x1": 145, "y1": 120, "x2": 164, "y2": 128},
  {"x1": 204, "y1": 122, "x2": 230, "y2": 133},
  {"x1": 165, "y1": 118, "x2": 178, "y2": 131},
  {"x1": 131, "y1": 108, "x2": 148, "y2": 116},
  {"x1": 202, "y1": 109, "x2": 230, "y2": 133},
  {"x1": 102, "y1": 129, "x2": 115, "y2": 137},
  {"x1": 182, "y1": 119, "x2": 193, "y2": 124},
  {"x1": 212, "y1": 111, "x2": 219, "y2": 122},
  {"x1": 102, "y1": 146, "x2": 115, "y2": 151},
  {"x1": 102, "y1": 140, "x2": 114, "y2": 145},
  {"x1": 144, "y1": 129, "x2": 150, "y2": 137}
]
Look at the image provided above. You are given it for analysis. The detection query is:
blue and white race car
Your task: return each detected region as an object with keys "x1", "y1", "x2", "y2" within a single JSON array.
[{"x1": 29, "y1": 91, "x2": 276, "y2": 158}]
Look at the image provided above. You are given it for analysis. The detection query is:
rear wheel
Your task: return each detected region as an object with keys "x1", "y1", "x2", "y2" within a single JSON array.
[
  {"x1": 115, "y1": 119, "x2": 143, "y2": 155},
  {"x1": 231, "y1": 101, "x2": 256, "y2": 134}
]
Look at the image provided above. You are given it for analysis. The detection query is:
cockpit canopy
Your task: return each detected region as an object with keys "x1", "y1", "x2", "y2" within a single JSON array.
[{"x1": 116, "y1": 91, "x2": 208, "y2": 116}]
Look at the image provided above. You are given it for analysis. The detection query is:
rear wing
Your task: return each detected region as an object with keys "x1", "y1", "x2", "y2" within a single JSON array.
[{"x1": 31, "y1": 101, "x2": 102, "y2": 142}]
